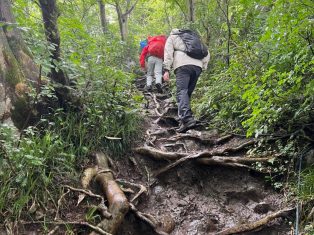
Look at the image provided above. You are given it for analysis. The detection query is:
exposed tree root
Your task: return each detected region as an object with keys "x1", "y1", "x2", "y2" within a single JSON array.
[
  {"x1": 116, "y1": 179, "x2": 147, "y2": 203},
  {"x1": 213, "y1": 207, "x2": 294, "y2": 235},
  {"x1": 21, "y1": 221, "x2": 112, "y2": 235},
  {"x1": 149, "y1": 93, "x2": 162, "y2": 116},
  {"x1": 153, "y1": 151, "x2": 211, "y2": 177},
  {"x1": 81, "y1": 167, "x2": 98, "y2": 189},
  {"x1": 135, "y1": 140, "x2": 256, "y2": 163},
  {"x1": 153, "y1": 153, "x2": 273, "y2": 177},
  {"x1": 90, "y1": 152, "x2": 130, "y2": 235},
  {"x1": 55, "y1": 189, "x2": 70, "y2": 220},
  {"x1": 64, "y1": 185, "x2": 104, "y2": 202},
  {"x1": 64, "y1": 184, "x2": 110, "y2": 218},
  {"x1": 148, "y1": 128, "x2": 176, "y2": 137},
  {"x1": 129, "y1": 203, "x2": 170, "y2": 235},
  {"x1": 213, "y1": 140, "x2": 256, "y2": 155},
  {"x1": 134, "y1": 146, "x2": 186, "y2": 161},
  {"x1": 163, "y1": 133, "x2": 233, "y2": 145},
  {"x1": 196, "y1": 155, "x2": 274, "y2": 165}
]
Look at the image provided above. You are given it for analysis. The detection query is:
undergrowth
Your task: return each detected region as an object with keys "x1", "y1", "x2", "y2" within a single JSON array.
[{"x1": 0, "y1": 67, "x2": 142, "y2": 224}]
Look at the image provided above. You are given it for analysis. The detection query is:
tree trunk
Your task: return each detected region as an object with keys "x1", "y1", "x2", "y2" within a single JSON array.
[
  {"x1": 0, "y1": 0, "x2": 38, "y2": 84},
  {"x1": 120, "y1": 15, "x2": 128, "y2": 42},
  {"x1": 116, "y1": 3, "x2": 126, "y2": 41},
  {"x1": 114, "y1": 0, "x2": 138, "y2": 41},
  {"x1": 98, "y1": 0, "x2": 107, "y2": 34},
  {"x1": 0, "y1": 0, "x2": 39, "y2": 129},
  {"x1": 187, "y1": 0, "x2": 195, "y2": 22},
  {"x1": 217, "y1": 0, "x2": 231, "y2": 67},
  {"x1": 38, "y1": 0, "x2": 69, "y2": 85}
]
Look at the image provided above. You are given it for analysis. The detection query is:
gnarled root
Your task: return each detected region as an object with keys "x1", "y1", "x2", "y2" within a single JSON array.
[
  {"x1": 90, "y1": 152, "x2": 129, "y2": 235},
  {"x1": 134, "y1": 146, "x2": 186, "y2": 161},
  {"x1": 212, "y1": 207, "x2": 294, "y2": 235},
  {"x1": 116, "y1": 179, "x2": 148, "y2": 203}
]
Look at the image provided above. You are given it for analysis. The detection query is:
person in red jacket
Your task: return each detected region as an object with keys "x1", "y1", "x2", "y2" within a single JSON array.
[{"x1": 139, "y1": 35, "x2": 166, "y2": 93}]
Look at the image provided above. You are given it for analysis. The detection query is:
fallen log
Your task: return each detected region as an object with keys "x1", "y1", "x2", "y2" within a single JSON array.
[
  {"x1": 90, "y1": 152, "x2": 129, "y2": 235},
  {"x1": 213, "y1": 207, "x2": 294, "y2": 235}
]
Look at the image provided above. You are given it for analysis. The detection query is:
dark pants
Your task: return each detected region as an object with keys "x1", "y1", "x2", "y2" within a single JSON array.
[{"x1": 175, "y1": 65, "x2": 202, "y2": 123}]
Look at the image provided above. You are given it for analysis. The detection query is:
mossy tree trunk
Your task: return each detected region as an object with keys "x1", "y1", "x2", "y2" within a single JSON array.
[{"x1": 0, "y1": 0, "x2": 39, "y2": 129}]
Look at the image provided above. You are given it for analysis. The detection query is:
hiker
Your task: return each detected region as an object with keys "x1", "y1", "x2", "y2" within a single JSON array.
[
  {"x1": 163, "y1": 29, "x2": 210, "y2": 133},
  {"x1": 140, "y1": 35, "x2": 167, "y2": 93}
]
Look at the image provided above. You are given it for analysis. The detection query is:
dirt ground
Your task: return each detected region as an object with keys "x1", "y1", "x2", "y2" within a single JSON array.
[
  {"x1": 113, "y1": 77, "x2": 293, "y2": 235},
  {"x1": 1, "y1": 77, "x2": 293, "y2": 235}
]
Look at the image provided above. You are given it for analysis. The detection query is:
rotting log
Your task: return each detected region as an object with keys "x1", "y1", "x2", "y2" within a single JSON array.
[{"x1": 90, "y1": 152, "x2": 129, "y2": 235}]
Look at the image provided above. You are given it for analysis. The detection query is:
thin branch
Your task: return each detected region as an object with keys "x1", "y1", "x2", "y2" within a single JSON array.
[
  {"x1": 21, "y1": 221, "x2": 112, "y2": 235},
  {"x1": 212, "y1": 207, "x2": 294, "y2": 235},
  {"x1": 123, "y1": 0, "x2": 139, "y2": 17}
]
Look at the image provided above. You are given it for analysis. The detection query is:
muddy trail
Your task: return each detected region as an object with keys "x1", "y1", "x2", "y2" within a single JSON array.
[
  {"x1": 111, "y1": 77, "x2": 293, "y2": 235},
  {"x1": 14, "y1": 76, "x2": 294, "y2": 235}
]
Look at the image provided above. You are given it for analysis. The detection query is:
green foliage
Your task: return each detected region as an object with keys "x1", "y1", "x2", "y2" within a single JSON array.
[
  {"x1": 0, "y1": 123, "x2": 75, "y2": 220},
  {"x1": 298, "y1": 167, "x2": 314, "y2": 201},
  {"x1": 4, "y1": 0, "x2": 314, "y2": 229},
  {"x1": 195, "y1": 0, "x2": 314, "y2": 138}
]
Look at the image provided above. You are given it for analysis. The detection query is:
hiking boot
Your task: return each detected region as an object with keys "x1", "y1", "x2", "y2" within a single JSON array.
[
  {"x1": 155, "y1": 83, "x2": 163, "y2": 93},
  {"x1": 145, "y1": 85, "x2": 152, "y2": 92},
  {"x1": 176, "y1": 119, "x2": 196, "y2": 133}
]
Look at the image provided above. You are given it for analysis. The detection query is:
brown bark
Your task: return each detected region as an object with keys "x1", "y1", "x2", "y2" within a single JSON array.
[
  {"x1": 0, "y1": 0, "x2": 39, "y2": 84},
  {"x1": 216, "y1": 0, "x2": 231, "y2": 67},
  {"x1": 90, "y1": 152, "x2": 129, "y2": 235},
  {"x1": 114, "y1": 0, "x2": 139, "y2": 41},
  {"x1": 38, "y1": 0, "x2": 69, "y2": 85},
  {"x1": 187, "y1": 0, "x2": 195, "y2": 22},
  {"x1": 0, "y1": 0, "x2": 39, "y2": 128}
]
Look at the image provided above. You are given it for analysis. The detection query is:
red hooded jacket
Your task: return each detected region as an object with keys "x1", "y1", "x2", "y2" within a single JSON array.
[{"x1": 139, "y1": 45, "x2": 148, "y2": 69}]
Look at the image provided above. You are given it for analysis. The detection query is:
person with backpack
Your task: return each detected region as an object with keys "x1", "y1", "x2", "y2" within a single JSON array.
[
  {"x1": 140, "y1": 35, "x2": 167, "y2": 93},
  {"x1": 163, "y1": 29, "x2": 210, "y2": 133}
]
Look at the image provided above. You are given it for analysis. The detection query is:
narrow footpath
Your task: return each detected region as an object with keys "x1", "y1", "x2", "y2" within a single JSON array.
[{"x1": 113, "y1": 76, "x2": 293, "y2": 235}]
